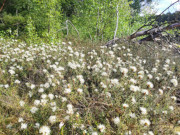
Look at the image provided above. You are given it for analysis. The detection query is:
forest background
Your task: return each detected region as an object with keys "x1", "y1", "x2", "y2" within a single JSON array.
[{"x1": 0, "y1": 0, "x2": 179, "y2": 43}]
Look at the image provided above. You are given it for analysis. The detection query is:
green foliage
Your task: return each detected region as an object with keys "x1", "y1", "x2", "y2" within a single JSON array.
[
  {"x1": 25, "y1": 16, "x2": 39, "y2": 44},
  {"x1": 0, "y1": 12, "x2": 25, "y2": 37},
  {"x1": 0, "y1": 0, "x2": 62, "y2": 42},
  {"x1": 128, "y1": 0, "x2": 152, "y2": 13},
  {"x1": 0, "y1": 0, "x2": 156, "y2": 42},
  {"x1": 70, "y1": 0, "x2": 132, "y2": 41}
]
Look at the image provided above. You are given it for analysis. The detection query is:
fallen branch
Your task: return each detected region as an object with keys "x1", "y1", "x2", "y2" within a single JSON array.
[
  {"x1": 104, "y1": 37, "x2": 120, "y2": 47},
  {"x1": 138, "y1": 32, "x2": 161, "y2": 43},
  {"x1": 104, "y1": 22, "x2": 180, "y2": 46},
  {"x1": 129, "y1": 22, "x2": 180, "y2": 40},
  {"x1": 57, "y1": 20, "x2": 79, "y2": 37}
]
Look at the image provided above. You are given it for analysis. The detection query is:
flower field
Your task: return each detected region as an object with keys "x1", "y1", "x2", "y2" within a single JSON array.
[{"x1": 0, "y1": 38, "x2": 179, "y2": 135}]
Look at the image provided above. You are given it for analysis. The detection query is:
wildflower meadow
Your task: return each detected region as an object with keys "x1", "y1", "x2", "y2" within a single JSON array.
[{"x1": 0, "y1": 38, "x2": 180, "y2": 135}]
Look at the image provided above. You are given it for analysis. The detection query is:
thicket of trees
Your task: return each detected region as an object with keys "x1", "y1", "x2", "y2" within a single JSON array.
[{"x1": 1, "y1": 0, "x2": 176, "y2": 43}]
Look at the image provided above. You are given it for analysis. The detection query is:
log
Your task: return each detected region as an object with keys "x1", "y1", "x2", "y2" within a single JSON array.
[
  {"x1": 104, "y1": 22, "x2": 180, "y2": 46},
  {"x1": 128, "y1": 23, "x2": 180, "y2": 40},
  {"x1": 104, "y1": 37, "x2": 120, "y2": 47},
  {"x1": 138, "y1": 32, "x2": 161, "y2": 44}
]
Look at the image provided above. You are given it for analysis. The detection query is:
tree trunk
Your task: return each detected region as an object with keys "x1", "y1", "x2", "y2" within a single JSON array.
[{"x1": 0, "y1": 0, "x2": 6, "y2": 12}]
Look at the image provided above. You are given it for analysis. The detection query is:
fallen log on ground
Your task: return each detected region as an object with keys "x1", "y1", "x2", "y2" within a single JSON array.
[
  {"x1": 105, "y1": 22, "x2": 180, "y2": 47},
  {"x1": 128, "y1": 23, "x2": 180, "y2": 40}
]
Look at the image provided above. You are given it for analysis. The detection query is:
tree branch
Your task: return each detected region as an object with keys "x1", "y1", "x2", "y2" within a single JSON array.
[
  {"x1": 0, "y1": 0, "x2": 6, "y2": 12},
  {"x1": 129, "y1": 22, "x2": 180, "y2": 40}
]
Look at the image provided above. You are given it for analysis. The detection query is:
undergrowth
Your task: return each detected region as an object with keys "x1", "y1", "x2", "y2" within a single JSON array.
[{"x1": 0, "y1": 38, "x2": 180, "y2": 135}]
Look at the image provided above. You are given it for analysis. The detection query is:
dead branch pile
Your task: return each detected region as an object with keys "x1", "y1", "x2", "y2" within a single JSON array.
[{"x1": 105, "y1": 0, "x2": 180, "y2": 47}]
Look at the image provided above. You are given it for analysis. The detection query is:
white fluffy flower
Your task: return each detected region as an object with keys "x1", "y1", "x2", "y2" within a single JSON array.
[
  {"x1": 30, "y1": 106, "x2": 39, "y2": 114},
  {"x1": 155, "y1": 77, "x2": 160, "y2": 81},
  {"x1": 169, "y1": 106, "x2": 174, "y2": 111},
  {"x1": 151, "y1": 68, "x2": 157, "y2": 73},
  {"x1": 130, "y1": 66, "x2": 137, "y2": 72},
  {"x1": 142, "y1": 89, "x2": 149, "y2": 95},
  {"x1": 147, "y1": 74, "x2": 153, "y2": 79},
  {"x1": 111, "y1": 79, "x2": 119, "y2": 85},
  {"x1": 9, "y1": 69, "x2": 15, "y2": 75},
  {"x1": 34, "y1": 100, "x2": 40, "y2": 106},
  {"x1": 148, "y1": 131, "x2": 154, "y2": 135},
  {"x1": 77, "y1": 88, "x2": 83, "y2": 94},
  {"x1": 92, "y1": 132, "x2": 98, "y2": 135},
  {"x1": 49, "y1": 115, "x2": 56, "y2": 124},
  {"x1": 18, "y1": 117, "x2": 24, "y2": 122},
  {"x1": 66, "y1": 104, "x2": 74, "y2": 115},
  {"x1": 44, "y1": 83, "x2": 50, "y2": 88},
  {"x1": 48, "y1": 93, "x2": 54, "y2": 100},
  {"x1": 41, "y1": 94, "x2": 47, "y2": 99},
  {"x1": 140, "y1": 107, "x2": 147, "y2": 115},
  {"x1": 131, "y1": 96, "x2": 136, "y2": 104},
  {"x1": 113, "y1": 117, "x2": 120, "y2": 125},
  {"x1": 68, "y1": 62, "x2": 77, "y2": 69},
  {"x1": 19, "y1": 100, "x2": 25, "y2": 107},
  {"x1": 30, "y1": 84, "x2": 36, "y2": 89},
  {"x1": 138, "y1": 71, "x2": 144, "y2": 75},
  {"x1": 77, "y1": 75, "x2": 85, "y2": 84},
  {"x1": 158, "y1": 89, "x2": 163, "y2": 95},
  {"x1": 171, "y1": 96, "x2": 177, "y2": 101},
  {"x1": 123, "y1": 103, "x2": 129, "y2": 108},
  {"x1": 34, "y1": 123, "x2": 40, "y2": 128},
  {"x1": 129, "y1": 78, "x2": 137, "y2": 84},
  {"x1": 4, "y1": 84, "x2": 9, "y2": 88},
  {"x1": 40, "y1": 99, "x2": 48, "y2": 106},
  {"x1": 162, "y1": 110, "x2": 168, "y2": 114},
  {"x1": 105, "y1": 92, "x2": 111, "y2": 98},
  {"x1": 138, "y1": 75, "x2": 143, "y2": 79},
  {"x1": 39, "y1": 126, "x2": 51, "y2": 135},
  {"x1": 120, "y1": 68, "x2": 128, "y2": 75},
  {"x1": 21, "y1": 123, "x2": 27, "y2": 130},
  {"x1": 130, "y1": 85, "x2": 140, "y2": 92},
  {"x1": 15, "y1": 80, "x2": 21, "y2": 84},
  {"x1": 61, "y1": 97, "x2": 67, "y2": 102},
  {"x1": 59, "y1": 122, "x2": 64, "y2": 129},
  {"x1": 97, "y1": 124, "x2": 106, "y2": 133},
  {"x1": 129, "y1": 113, "x2": 136, "y2": 118},
  {"x1": 140, "y1": 119, "x2": 151, "y2": 126},
  {"x1": 147, "y1": 82, "x2": 154, "y2": 88},
  {"x1": 170, "y1": 79, "x2": 178, "y2": 87},
  {"x1": 100, "y1": 82, "x2": 107, "y2": 88},
  {"x1": 64, "y1": 88, "x2": 71, "y2": 94},
  {"x1": 165, "y1": 59, "x2": 170, "y2": 64},
  {"x1": 38, "y1": 88, "x2": 44, "y2": 93},
  {"x1": 101, "y1": 72, "x2": 108, "y2": 76}
]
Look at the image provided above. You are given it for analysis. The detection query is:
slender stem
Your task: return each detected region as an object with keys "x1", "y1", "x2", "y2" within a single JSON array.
[{"x1": 114, "y1": 5, "x2": 119, "y2": 41}]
